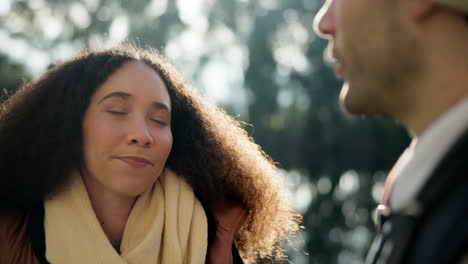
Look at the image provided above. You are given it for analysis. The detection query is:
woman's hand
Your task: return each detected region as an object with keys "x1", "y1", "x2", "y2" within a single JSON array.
[
  {"x1": 211, "y1": 200, "x2": 247, "y2": 240},
  {"x1": 206, "y1": 200, "x2": 247, "y2": 264}
]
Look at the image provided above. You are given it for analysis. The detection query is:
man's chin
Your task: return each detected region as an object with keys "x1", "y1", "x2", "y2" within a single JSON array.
[
  {"x1": 339, "y1": 83, "x2": 355, "y2": 112},
  {"x1": 339, "y1": 83, "x2": 376, "y2": 115}
]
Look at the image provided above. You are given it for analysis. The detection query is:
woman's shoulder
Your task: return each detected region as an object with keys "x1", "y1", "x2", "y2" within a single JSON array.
[
  {"x1": 0, "y1": 207, "x2": 40, "y2": 264},
  {"x1": 0, "y1": 207, "x2": 29, "y2": 239}
]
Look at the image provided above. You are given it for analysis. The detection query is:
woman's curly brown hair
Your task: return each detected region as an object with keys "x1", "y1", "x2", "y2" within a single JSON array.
[{"x1": 0, "y1": 45, "x2": 301, "y2": 262}]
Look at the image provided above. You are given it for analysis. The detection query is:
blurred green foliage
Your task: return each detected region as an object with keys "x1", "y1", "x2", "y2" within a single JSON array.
[
  {"x1": 0, "y1": 53, "x2": 30, "y2": 102},
  {"x1": 0, "y1": 0, "x2": 410, "y2": 263}
]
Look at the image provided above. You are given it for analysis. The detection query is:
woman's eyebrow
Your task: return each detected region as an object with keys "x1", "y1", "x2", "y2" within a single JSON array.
[
  {"x1": 98, "y1": 91, "x2": 170, "y2": 112},
  {"x1": 152, "y1": 102, "x2": 171, "y2": 112},
  {"x1": 98, "y1": 91, "x2": 131, "y2": 104}
]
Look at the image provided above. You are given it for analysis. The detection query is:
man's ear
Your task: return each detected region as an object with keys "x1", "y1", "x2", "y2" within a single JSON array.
[{"x1": 409, "y1": 0, "x2": 436, "y2": 21}]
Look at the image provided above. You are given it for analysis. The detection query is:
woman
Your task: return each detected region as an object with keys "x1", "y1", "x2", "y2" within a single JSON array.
[{"x1": 0, "y1": 46, "x2": 301, "y2": 263}]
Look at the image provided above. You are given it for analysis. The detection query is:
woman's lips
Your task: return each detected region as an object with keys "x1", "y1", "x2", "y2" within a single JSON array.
[{"x1": 117, "y1": 157, "x2": 153, "y2": 168}]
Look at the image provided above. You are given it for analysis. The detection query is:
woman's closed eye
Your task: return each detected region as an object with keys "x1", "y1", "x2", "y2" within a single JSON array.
[
  {"x1": 108, "y1": 110, "x2": 128, "y2": 115},
  {"x1": 150, "y1": 118, "x2": 169, "y2": 126}
]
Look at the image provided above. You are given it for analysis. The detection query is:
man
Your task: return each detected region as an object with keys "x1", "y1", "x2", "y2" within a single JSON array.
[{"x1": 314, "y1": 0, "x2": 468, "y2": 263}]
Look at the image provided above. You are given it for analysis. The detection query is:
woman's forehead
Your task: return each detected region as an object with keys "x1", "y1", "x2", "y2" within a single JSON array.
[{"x1": 92, "y1": 61, "x2": 171, "y2": 109}]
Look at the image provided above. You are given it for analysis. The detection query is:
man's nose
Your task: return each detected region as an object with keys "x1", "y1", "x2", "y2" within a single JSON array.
[{"x1": 313, "y1": 1, "x2": 335, "y2": 38}]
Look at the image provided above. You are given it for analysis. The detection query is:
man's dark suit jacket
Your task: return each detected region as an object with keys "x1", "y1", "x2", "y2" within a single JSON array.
[{"x1": 366, "y1": 130, "x2": 468, "y2": 264}]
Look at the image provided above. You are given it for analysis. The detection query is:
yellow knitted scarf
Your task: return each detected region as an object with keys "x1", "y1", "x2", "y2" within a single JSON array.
[{"x1": 44, "y1": 169, "x2": 207, "y2": 264}]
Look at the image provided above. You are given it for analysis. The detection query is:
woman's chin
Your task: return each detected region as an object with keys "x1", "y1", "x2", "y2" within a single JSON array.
[{"x1": 115, "y1": 180, "x2": 155, "y2": 198}]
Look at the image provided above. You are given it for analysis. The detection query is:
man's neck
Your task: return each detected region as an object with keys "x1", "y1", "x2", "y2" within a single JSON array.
[
  {"x1": 400, "y1": 10, "x2": 468, "y2": 137},
  {"x1": 403, "y1": 91, "x2": 466, "y2": 138}
]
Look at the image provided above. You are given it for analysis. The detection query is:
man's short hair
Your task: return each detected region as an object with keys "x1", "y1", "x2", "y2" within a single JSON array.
[{"x1": 432, "y1": 0, "x2": 468, "y2": 15}]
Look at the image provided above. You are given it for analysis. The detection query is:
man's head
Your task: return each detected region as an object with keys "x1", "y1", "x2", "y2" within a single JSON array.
[{"x1": 314, "y1": 0, "x2": 468, "y2": 133}]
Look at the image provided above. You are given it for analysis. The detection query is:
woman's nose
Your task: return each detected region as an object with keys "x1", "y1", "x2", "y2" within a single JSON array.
[{"x1": 126, "y1": 120, "x2": 153, "y2": 147}]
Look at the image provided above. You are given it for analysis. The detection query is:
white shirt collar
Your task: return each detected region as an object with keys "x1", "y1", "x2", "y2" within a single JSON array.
[{"x1": 390, "y1": 97, "x2": 468, "y2": 210}]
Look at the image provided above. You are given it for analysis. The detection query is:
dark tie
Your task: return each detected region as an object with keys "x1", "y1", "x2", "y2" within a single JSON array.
[{"x1": 375, "y1": 139, "x2": 418, "y2": 229}]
